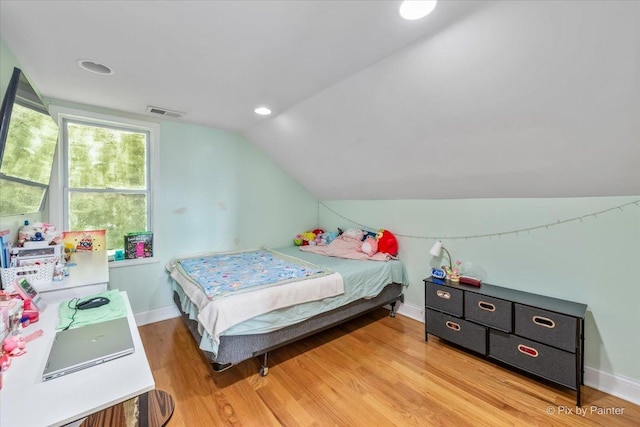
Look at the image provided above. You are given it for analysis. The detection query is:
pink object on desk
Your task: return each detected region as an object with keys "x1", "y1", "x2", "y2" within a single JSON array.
[
  {"x1": 23, "y1": 309, "x2": 39, "y2": 322},
  {"x1": 1, "y1": 352, "x2": 10, "y2": 373},
  {"x1": 3, "y1": 336, "x2": 26, "y2": 356}
]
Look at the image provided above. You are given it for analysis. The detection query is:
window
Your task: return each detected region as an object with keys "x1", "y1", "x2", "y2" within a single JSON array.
[
  {"x1": 0, "y1": 68, "x2": 59, "y2": 217},
  {"x1": 55, "y1": 110, "x2": 158, "y2": 259}
]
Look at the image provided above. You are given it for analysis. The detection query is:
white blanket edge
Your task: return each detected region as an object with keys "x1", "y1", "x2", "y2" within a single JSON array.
[{"x1": 167, "y1": 257, "x2": 344, "y2": 345}]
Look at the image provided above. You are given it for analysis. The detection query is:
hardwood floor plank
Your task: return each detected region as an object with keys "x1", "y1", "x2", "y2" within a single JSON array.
[
  {"x1": 138, "y1": 310, "x2": 640, "y2": 426},
  {"x1": 254, "y1": 379, "x2": 318, "y2": 426}
]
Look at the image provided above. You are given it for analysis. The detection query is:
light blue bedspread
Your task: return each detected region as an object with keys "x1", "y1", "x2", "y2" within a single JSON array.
[
  {"x1": 173, "y1": 246, "x2": 408, "y2": 355},
  {"x1": 177, "y1": 248, "x2": 331, "y2": 299}
]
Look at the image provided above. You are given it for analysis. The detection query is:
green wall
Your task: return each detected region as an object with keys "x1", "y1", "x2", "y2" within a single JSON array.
[
  {"x1": 106, "y1": 120, "x2": 318, "y2": 314},
  {"x1": 319, "y1": 197, "x2": 640, "y2": 383}
]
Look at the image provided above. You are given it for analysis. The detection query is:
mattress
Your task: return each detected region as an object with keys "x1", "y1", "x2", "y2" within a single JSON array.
[
  {"x1": 167, "y1": 248, "x2": 345, "y2": 346},
  {"x1": 169, "y1": 246, "x2": 408, "y2": 356}
]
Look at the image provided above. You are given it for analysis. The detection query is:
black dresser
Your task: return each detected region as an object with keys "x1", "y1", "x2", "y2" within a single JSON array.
[{"x1": 424, "y1": 276, "x2": 587, "y2": 406}]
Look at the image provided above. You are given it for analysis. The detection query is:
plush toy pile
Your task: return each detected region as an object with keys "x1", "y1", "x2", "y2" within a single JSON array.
[
  {"x1": 293, "y1": 229, "x2": 339, "y2": 246},
  {"x1": 294, "y1": 227, "x2": 398, "y2": 257}
]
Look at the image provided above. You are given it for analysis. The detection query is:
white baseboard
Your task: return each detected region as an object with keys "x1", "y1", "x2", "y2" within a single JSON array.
[
  {"x1": 584, "y1": 366, "x2": 640, "y2": 405},
  {"x1": 395, "y1": 301, "x2": 424, "y2": 323},
  {"x1": 134, "y1": 304, "x2": 180, "y2": 326},
  {"x1": 395, "y1": 302, "x2": 640, "y2": 405}
]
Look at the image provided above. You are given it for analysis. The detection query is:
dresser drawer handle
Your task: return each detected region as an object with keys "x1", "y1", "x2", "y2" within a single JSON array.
[
  {"x1": 436, "y1": 290, "x2": 451, "y2": 300},
  {"x1": 532, "y1": 316, "x2": 556, "y2": 329},
  {"x1": 445, "y1": 321, "x2": 461, "y2": 331},
  {"x1": 478, "y1": 301, "x2": 496, "y2": 312},
  {"x1": 517, "y1": 344, "x2": 539, "y2": 358}
]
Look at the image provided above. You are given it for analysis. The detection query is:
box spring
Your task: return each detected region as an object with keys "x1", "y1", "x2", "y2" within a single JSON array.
[{"x1": 173, "y1": 282, "x2": 404, "y2": 371}]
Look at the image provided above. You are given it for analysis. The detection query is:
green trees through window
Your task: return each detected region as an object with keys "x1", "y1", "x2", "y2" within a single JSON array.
[
  {"x1": 64, "y1": 120, "x2": 151, "y2": 251},
  {"x1": 0, "y1": 103, "x2": 58, "y2": 216}
]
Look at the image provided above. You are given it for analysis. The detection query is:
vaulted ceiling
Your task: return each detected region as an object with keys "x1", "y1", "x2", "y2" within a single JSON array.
[{"x1": 1, "y1": 1, "x2": 639, "y2": 200}]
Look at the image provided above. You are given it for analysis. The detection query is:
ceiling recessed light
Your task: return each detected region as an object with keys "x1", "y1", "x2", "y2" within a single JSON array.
[
  {"x1": 77, "y1": 59, "x2": 114, "y2": 75},
  {"x1": 399, "y1": 0, "x2": 438, "y2": 21},
  {"x1": 254, "y1": 106, "x2": 272, "y2": 116}
]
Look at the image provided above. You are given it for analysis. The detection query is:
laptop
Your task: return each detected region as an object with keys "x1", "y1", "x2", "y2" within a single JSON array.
[{"x1": 42, "y1": 316, "x2": 135, "y2": 381}]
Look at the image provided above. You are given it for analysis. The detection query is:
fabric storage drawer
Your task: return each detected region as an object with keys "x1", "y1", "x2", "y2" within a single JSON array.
[
  {"x1": 425, "y1": 282, "x2": 463, "y2": 317},
  {"x1": 426, "y1": 309, "x2": 486, "y2": 355},
  {"x1": 465, "y1": 293, "x2": 512, "y2": 332},
  {"x1": 514, "y1": 304, "x2": 577, "y2": 353},
  {"x1": 489, "y1": 329, "x2": 576, "y2": 389}
]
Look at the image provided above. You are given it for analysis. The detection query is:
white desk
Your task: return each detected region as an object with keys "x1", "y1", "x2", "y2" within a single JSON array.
[
  {"x1": 34, "y1": 251, "x2": 109, "y2": 303},
  {"x1": 0, "y1": 291, "x2": 155, "y2": 427}
]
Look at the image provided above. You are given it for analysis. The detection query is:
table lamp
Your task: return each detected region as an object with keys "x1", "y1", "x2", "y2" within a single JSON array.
[{"x1": 429, "y1": 240, "x2": 452, "y2": 270}]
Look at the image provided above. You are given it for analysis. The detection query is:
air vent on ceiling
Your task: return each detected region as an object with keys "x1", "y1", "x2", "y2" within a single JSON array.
[{"x1": 146, "y1": 106, "x2": 184, "y2": 118}]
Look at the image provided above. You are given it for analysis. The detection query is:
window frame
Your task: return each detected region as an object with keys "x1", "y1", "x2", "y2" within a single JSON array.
[
  {"x1": 49, "y1": 106, "x2": 159, "y2": 267},
  {"x1": 0, "y1": 99, "x2": 59, "y2": 215}
]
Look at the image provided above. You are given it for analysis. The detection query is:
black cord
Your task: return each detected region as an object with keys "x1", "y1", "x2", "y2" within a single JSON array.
[{"x1": 62, "y1": 298, "x2": 79, "y2": 331}]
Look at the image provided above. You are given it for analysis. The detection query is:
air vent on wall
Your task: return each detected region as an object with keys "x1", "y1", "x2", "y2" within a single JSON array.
[{"x1": 146, "y1": 106, "x2": 184, "y2": 118}]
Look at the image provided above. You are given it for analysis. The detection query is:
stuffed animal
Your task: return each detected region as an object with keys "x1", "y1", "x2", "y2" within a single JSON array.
[
  {"x1": 362, "y1": 230, "x2": 377, "y2": 241},
  {"x1": 340, "y1": 228, "x2": 365, "y2": 242},
  {"x1": 302, "y1": 231, "x2": 316, "y2": 245},
  {"x1": 377, "y1": 229, "x2": 398, "y2": 256},
  {"x1": 296, "y1": 229, "x2": 340, "y2": 246},
  {"x1": 360, "y1": 236, "x2": 378, "y2": 256},
  {"x1": 294, "y1": 231, "x2": 319, "y2": 246},
  {"x1": 321, "y1": 231, "x2": 339, "y2": 245}
]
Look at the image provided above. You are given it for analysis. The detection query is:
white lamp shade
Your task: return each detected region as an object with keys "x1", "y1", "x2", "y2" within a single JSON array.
[{"x1": 429, "y1": 241, "x2": 443, "y2": 257}]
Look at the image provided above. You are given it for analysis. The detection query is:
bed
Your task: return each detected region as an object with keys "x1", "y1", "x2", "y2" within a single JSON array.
[{"x1": 166, "y1": 246, "x2": 407, "y2": 375}]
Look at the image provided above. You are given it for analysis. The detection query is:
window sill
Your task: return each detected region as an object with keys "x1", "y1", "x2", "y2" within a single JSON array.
[{"x1": 108, "y1": 257, "x2": 159, "y2": 269}]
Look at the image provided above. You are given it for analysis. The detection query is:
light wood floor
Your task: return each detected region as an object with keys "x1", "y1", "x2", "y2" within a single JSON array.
[{"x1": 138, "y1": 310, "x2": 639, "y2": 426}]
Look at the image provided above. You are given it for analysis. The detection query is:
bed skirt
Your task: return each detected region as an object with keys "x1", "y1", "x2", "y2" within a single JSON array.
[{"x1": 173, "y1": 282, "x2": 404, "y2": 371}]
